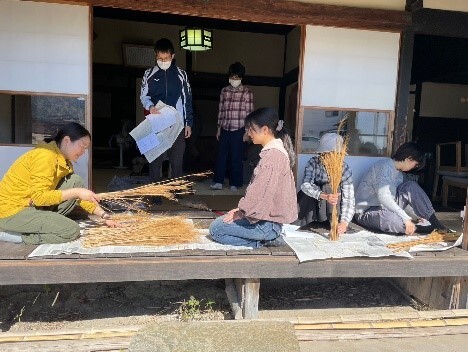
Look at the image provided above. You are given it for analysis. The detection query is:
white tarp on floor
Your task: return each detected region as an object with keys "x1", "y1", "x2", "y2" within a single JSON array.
[{"x1": 282, "y1": 224, "x2": 463, "y2": 263}]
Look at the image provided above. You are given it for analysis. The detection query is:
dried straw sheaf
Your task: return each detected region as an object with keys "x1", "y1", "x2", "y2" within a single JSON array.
[
  {"x1": 82, "y1": 214, "x2": 200, "y2": 247},
  {"x1": 97, "y1": 172, "x2": 212, "y2": 209},
  {"x1": 319, "y1": 122, "x2": 349, "y2": 241},
  {"x1": 387, "y1": 229, "x2": 459, "y2": 252}
]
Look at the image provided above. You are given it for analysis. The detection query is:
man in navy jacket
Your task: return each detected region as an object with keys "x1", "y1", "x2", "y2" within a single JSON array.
[{"x1": 140, "y1": 38, "x2": 193, "y2": 182}]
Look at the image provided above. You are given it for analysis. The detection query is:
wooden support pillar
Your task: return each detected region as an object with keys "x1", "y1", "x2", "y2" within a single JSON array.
[
  {"x1": 225, "y1": 278, "x2": 260, "y2": 319},
  {"x1": 393, "y1": 28, "x2": 414, "y2": 151},
  {"x1": 395, "y1": 276, "x2": 467, "y2": 310},
  {"x1": 463, "y1": 188, "x2": 468, "y2": 251},
  {"x1": 13, "y1": 95, "x2": 32, "y2": 144},
  {"x1": 396, "y1": 191, "x2": 468, "y2": 309},
  {"x1": 458, "y1": 190, "x2": 468, "y2": 309}
]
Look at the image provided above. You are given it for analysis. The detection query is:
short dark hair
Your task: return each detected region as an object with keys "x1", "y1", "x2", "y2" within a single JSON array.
[
  {"x1": 53, "y1": 122, "x2": 91, "y2": 146},
  {"x1": 228, "y1": 62, "x2": 246, "y2": 78},
  {"x1": 392, "y1": 142, "x2": 423, "y2": 164},
  {"x1": 154, "y1": 38, "x2": 174, "y2": 55}
]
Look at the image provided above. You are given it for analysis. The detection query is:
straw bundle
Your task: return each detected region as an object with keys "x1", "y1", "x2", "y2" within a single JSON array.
[
  {"x1": 319, "y1": 127, "x2": 348, "y2": 241},
  {"x1": 387, "y1": 229, "x2": 459, "y2": 252},
  {"x1": 82, "y1": 214, "x2": 200, "y2": 247},
  {"x1": 98, "y1": 172, "x2": 211, "y2": 202}
]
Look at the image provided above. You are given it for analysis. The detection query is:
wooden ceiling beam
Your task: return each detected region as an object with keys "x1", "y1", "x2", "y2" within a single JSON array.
[{"x1": 54, "y1": 0, "x2": 411, "y2": 32}]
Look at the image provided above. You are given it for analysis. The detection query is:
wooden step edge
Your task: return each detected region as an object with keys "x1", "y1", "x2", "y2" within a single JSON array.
[
  {"x1": 257, "y1": 309, "x2": 468, "y2": 325},
  {"x1": 0, "y1": 325, "x2": 143, "y2": 344},
  {"x1": 295, "y1": 317, "x2": 468, "y2": 330}
]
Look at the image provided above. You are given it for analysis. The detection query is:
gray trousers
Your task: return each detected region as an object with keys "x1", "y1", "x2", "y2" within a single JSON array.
[
  {"x1": 0, "y1": 174, "x2": 83, "y2": 244},
  {"x1": 149, "y1": 131, "x2": 185, "y2": 182},
  {"x1": 355, "y1": 181, "x2": 435, "y2": 234}
]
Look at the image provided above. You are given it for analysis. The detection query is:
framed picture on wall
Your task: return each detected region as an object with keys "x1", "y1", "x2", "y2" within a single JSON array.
[{"x1": 122, "y1": 44, "x2": 155, "y2": 68}]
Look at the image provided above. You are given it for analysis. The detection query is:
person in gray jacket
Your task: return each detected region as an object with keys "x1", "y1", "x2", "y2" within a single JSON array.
[{"x1": 354, "y1": 142, "x2": 446, "y2": 235}]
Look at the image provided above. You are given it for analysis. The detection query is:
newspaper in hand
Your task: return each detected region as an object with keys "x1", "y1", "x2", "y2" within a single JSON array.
[{"x1": 129, "y1": 101, "x2": 184, "y2": 163}]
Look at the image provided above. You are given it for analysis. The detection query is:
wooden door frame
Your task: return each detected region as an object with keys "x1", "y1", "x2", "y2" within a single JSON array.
[{"x1": 32, "y1": 0, "x2": 411, "y2": 31}]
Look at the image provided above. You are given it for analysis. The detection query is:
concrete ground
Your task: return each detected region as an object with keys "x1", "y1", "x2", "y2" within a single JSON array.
[{"x1": 300, "y1": 334, "x2": 467, "y2": 352}]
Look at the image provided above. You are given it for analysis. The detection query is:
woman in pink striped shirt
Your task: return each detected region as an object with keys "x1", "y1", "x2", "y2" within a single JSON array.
[{"x1": 209, "y1": 108, "x2": 298, "y2": 248}]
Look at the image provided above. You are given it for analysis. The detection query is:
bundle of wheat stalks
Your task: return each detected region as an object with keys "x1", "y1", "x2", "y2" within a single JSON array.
[
  {"x1": 319, "y1": 133, "x2": 348, "y2": 241},
  {"x1": 82, "y1": 213, "x2": 200, "y2": 247},
  {"x1": 97, "y1": 172, "x2": 212, "y2": 207},
  {"x1": 387, "y1": 229, "x2": 459, "y2": 252}
]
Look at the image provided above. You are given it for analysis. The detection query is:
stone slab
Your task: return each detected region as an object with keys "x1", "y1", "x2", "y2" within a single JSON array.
[{"x1": 129, "y1": 321, "x2": 300, "y2": 352}]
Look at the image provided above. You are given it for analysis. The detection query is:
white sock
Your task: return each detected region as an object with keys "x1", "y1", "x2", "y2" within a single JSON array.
[{"x1": 0, "y1": 230, "x2": 23, "y2": 243}]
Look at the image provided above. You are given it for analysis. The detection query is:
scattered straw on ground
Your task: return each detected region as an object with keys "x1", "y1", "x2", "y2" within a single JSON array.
[
  {"x1": 387, "y1": 229, "x2": 460, "y2": 252},
  {"x1": 82, "y1": 214, "x2": 200, "y2": 247}
]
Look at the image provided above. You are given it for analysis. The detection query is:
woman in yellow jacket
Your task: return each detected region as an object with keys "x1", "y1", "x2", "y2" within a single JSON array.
[{"x1": 0, "y1": 122, "x2": 117, "y2": 245}]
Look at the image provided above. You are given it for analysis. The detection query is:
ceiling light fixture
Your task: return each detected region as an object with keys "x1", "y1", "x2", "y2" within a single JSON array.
[{"x1": 180, "y1": 27, "x2": 213, "y2": 51}]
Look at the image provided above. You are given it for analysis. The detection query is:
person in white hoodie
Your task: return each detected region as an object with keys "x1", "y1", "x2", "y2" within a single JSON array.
[
  {"x1": 354, "y1": 142, "x2": 446, "y2": 235},
  {"x1": 209, "y1": 108, "x2": 297, "y2": 248}
]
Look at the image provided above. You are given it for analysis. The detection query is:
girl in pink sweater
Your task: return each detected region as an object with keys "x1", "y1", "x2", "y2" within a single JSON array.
[{"x1": 209, "y1": 108, "x2": 297, "y2": 248}]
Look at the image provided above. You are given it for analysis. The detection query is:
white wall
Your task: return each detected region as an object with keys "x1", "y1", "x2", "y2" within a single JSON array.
[
  {"x1": 424, "y1": 0, "x2": 468, "y2": 12},
  {"x1": 420, "y1": 82, "x2": 468, "y2": 119},
  {"x1": 0, "y1": 1, "x2": 90, "y2": 187},
  {"x1": 301, "y1": 26, "x2": 400, "y2": 110},
  {"x1": 297, "y1": 26, "x2": 400, "y2": 182},
  {"x1": 0, "y1": 147, "x2": 89, "y2": 188},
  {"x1": 0, "y1": 0, "x2": 90, "y2": 94}
]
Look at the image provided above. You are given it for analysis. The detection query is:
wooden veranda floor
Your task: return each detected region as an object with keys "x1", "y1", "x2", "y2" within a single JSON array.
[{"x1": 0, "y1": 211, "x2": 466, "y2": 286}]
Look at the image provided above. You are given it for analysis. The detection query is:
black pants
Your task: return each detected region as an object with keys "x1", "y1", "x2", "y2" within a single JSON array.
[
  {"x1": 294, "y1": 184, "x2": 341, "y2": 226},
  {"x1": 149, "y1": 131, "x2": 185, "y2": 182},
  {"x1": 213, "y1": 128, "x2": 245, "y2": 187}
]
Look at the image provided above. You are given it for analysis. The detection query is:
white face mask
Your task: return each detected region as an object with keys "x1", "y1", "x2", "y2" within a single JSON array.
[
  {"x1": 229, "y1": 79, "x2": 242, "y2": 88},
  {"x1": 157, "y1": 60, "x2": 171, "y2": 70}
]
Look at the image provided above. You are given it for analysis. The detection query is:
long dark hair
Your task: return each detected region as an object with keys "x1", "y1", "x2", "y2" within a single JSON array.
[
  {"x1": 244, "y1": 108, "x2": 295, "y2": 168},
  {"x1": 52, "y1": 122, "x2": 91, "y2": 146}
]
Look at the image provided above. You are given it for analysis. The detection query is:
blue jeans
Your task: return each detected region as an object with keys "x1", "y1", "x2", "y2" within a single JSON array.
[{"x1": 209, "y1": 216, "x2": 282, "y2": 248}]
